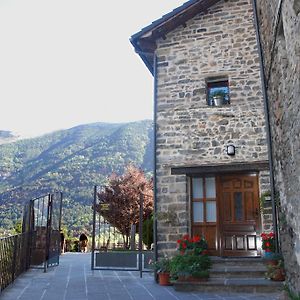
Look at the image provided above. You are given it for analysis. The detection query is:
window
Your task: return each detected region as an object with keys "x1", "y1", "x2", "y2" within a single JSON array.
[
  {"x1": 192, "y1": 177, "x2": 217, "y2": 223},
  {"x1": 206, "y1": 78, "x2": 230, "y2": 106}
]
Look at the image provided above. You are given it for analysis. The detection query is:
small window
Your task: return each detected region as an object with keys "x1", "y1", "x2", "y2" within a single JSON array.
[
  {"x1": 207, "y1": 79, "x2": 230, "y2": 106},
  {"x1": 192, "y1": 177, "x2": 217, "y2": 224}
]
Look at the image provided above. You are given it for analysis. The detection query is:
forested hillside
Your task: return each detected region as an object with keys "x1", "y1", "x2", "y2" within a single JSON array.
[{"x1": 0, "y1": 120, "x2": 153, "y2": 235}]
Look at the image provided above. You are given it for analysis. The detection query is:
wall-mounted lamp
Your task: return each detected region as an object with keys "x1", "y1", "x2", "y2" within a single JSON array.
[{"x1": 226, "y1": 144, "x2": 236, "y2": 156}]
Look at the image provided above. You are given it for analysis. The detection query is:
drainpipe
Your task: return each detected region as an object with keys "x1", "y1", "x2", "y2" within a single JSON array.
[
  {"x1": 153, "y1": 54, "x2": 158, "y2": 272},
  {"x1": 132, "y1": 45, "x2": 158, "y2": 277},
  {"x1": 251, "y1": 0, "x2": 280, "y2": 253}
]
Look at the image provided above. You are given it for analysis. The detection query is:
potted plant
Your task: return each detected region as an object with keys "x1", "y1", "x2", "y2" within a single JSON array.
[
  {"x1": 170, "y1": 234, "x2": 211, "y2": 282},
  {"x1": 170, "y1": 253, "x2": 211, "y2": 282},
  {"x1": 265, "y1": 259, "x2": 285, "y2": 281},
  {"x1": 209, "y1": 89, "x2": 228, "y2": 106},
  {"x1": 151, "y1": 257, "x2": 172, "y2": 286},
  {"x1": 261, "y1": 232, "x2": 275, "y2": 259}
]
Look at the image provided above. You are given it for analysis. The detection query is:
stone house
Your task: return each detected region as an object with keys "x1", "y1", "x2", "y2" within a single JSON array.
[
  {"x1": 256, "y1": 0, "x2": 300, "y2": 293},
  {"x1": 131, "y1": 0, "x2": 275, "y2": 258}
]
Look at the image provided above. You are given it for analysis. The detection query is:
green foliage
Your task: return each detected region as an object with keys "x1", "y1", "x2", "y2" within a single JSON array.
[
  {"x1": 210, "y1": 89, "x2": 227, "y2": 98},
  {"x1": 142, "y1": 215, "x2": 153, "y2": 250},
  {"x1": 261, "y1": 232, "x2": 275, "y2": 253},
  {"x1": 169, "y1": 234, "x2": 211, "y2": 280},
  {"x1": 265, "y1": 259, "x2": 285, "y2": 282},
  {"x1": 284, "y1": 285, "x2": 300, "y2": 300},
  {"x1": 0, "y1": 121, "x2": 153, "y2": 236},
  {"x1": 150, "y1": 257, "x2": 172, "y2": 273},
  {"x1": 170, "y1": 254, "x2": 211, "y2": 279},
  {"x1": 177, "y1": 234, "x2": 208, "y2": 255},
  {"x1": 13, "y1": 220, "x2": 23, "y2": 234}
]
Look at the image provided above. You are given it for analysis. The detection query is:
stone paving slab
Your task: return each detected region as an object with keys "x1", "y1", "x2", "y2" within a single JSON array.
[{"x1": 0, "y1": 253, "x2": 285, "y2": 300}]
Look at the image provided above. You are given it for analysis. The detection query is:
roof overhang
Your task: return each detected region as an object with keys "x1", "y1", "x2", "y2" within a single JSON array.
[
  {"x1": 171, "y1": 161, "x2": 270, "y2": 176},
  {"x1": 130, "y1": 0, "x2": 222, "y2": 75}
]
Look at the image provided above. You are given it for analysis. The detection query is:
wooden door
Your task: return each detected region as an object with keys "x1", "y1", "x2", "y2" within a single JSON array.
[
  {"x1": 219, "y1": 174, "x2": 261, "y2": 257},
  {"x1": 191, "y1": 177, "x2": 218, "y2": 255}
]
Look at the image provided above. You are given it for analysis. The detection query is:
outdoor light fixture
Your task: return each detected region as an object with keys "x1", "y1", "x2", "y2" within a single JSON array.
[{"x1": 226, "y1": 144, "x2": 235, "y2": 156}]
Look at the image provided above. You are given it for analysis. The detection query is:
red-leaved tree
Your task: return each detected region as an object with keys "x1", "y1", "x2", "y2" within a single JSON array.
[{"x1": 95, "y1": 165, "x2": 153, "y2": 249}]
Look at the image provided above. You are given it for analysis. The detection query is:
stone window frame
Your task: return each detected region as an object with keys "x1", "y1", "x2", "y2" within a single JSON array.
[{"x1": 206, "y1": 76, "x2": 230, "y2": 107}]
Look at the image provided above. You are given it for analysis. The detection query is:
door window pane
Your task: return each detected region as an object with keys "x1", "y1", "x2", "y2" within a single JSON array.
[
  {"x1": 205, "y1": 177, "x2": 216, "y2": 198},
  {"x1": 234, "y1": 192, "x2": 243, "y2": 221},
  {"x1": 193, "y1": 202, "x2": 204, "y2": 222},
  {"x1": 192, "y1": 178, "x2": 203, "y2": 199},
  {"x1": 206, "y1": 201, "x2": 217, "y2": 222}
]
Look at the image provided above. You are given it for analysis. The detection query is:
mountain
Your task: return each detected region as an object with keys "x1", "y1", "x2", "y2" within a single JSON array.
[
  {"x1": 0, "y1": 120, "x2": 153, "y2": 235},
  {"x1": 0, "y1": 130, "x2": 20, "y2": 145}
]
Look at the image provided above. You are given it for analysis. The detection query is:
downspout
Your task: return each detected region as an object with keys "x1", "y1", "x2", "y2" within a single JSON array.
[
  {"x1": 251, "y1": 0, "x2": 280, "y2": 253},
  {"x1": 132, "y1": 43, "x2": 158, "y2": 267},
  {"x1": 266, "y1": 0, "x2": 285, "y2": 88},
  {"x1": 153, "y1": 54, "x2": 158, "y2": 268}
]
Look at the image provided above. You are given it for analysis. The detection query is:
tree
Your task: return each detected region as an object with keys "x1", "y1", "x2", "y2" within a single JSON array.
[
  {"x1": 95, "y1": 165, "x2": 153, "y2": 249},
  {"x1": 14, "y1": 219, "x2": 23, "y2": 234},
  {"x1": 142, "y1": 214, "x2": 153, "y2": 250}
]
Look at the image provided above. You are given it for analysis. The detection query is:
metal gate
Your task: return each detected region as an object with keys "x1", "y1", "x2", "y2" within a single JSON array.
[
  {"x1": 91, "y1": 186, "x2": 153, "y2": 276},
  {"x1": 23, "y1": 192, "x2": 63, "y2": 272}
]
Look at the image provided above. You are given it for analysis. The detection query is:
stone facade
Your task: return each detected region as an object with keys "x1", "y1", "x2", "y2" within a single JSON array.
[
  {"x1": 256, "y1": 0, "x2": 300, "y2": 292},
  {"x1": 154, "y1": 0, "x2": 271, "y2": 256}
]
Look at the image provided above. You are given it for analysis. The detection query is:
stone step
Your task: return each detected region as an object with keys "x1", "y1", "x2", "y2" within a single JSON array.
[
  {"x1": 210, "y1": 265, "x2": 267, "y2": 278},
  {"x1": 210, "y1": 257, "x2": 265, "y2": 267},
  {"x1": 173, "y1": 257, "x2": 284, "y2": 293},
  {"x1": 173, "y1": 278, "x2": 284, "y2": 293}
]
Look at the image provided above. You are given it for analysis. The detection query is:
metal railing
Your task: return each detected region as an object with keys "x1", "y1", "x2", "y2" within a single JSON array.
[
  {"x1": 0, "y1": 232, "x2": 31, "y2": 291},
  {"x1": 0, "y1": 192, "x2": 62, "y2": 293}
]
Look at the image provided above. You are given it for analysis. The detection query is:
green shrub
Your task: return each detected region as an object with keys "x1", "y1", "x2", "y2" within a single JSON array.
[
  {"x1": 142, "y1": 216, "x2": 153, "y2": 250},
  {"x1": 170, "y1": 254, "x2": 211, "y2": 279}
]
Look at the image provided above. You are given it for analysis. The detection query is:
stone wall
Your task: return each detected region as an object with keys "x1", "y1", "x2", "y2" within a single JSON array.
[
  {"x1": 154, "y1": 0, "x2": 270, "y2": 256},
  {"x1": 256, "y1": 0, "x2": 300, "y2": 293}
]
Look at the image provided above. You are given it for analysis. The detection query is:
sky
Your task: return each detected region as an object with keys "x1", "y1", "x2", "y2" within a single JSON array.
[{"x1": 0, "y1": 0, "x2": 186, "y2": 137}]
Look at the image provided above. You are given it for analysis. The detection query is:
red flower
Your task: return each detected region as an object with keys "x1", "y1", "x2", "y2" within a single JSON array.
[
  {"x1": 261, "y1": 232, "x2": 275, "y2": 253},
  {"x1": 182, "y1": 234, "x2": 189, "y2": 240},
  {"x1": 182, "y1": 243, "x2": 187, "y2": 249},
  {"x1": 193, "y1": 236, "x2": 200, "y2": 243},
  {"x1": 177, "y1": 239, "x2": 181, "y2": 244}
]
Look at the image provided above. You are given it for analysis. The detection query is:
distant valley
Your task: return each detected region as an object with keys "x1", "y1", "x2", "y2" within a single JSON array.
[{"x1": 0, "y1": 120, "x2": 153, "y2": 235}]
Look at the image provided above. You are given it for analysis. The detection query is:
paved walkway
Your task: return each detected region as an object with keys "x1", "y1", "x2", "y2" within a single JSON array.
[{"x1": 0, "y1": 253, "x2": 284, "y2": 300}]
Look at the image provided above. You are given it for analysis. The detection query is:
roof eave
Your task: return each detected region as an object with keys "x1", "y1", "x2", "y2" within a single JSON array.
[
  {"x1": 130, "y1": 38, "x2": 154, "y2": 75},
  {"x1": 130, "y1": 0, "x2": 222, "y2": 73}
]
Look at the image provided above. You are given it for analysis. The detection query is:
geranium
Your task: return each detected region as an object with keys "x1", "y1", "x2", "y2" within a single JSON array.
[
  {"x1": 177, "y1": 234, "x2": 207, "y2": 255},
  {"x1": 261, "y1": 232, "x2": 275, "y2": 253}
]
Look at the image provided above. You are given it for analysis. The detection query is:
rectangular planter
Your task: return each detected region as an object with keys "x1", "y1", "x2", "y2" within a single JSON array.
[{"x1": 95, "y1": 251, "x2": 153, "y2": 270}]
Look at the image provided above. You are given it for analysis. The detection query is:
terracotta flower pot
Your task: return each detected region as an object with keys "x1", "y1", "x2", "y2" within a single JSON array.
[
  {"x1": 158, "y1": 272, "x2": 171, "y2": 286},
  {"x1": 271, "y1": 268, "x2": 285, "y2": 281},
  {"x1": 265, "y1": 259, "x2": 278, "y2": 266}
]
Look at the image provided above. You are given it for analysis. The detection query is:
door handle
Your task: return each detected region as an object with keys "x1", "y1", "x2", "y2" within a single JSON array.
[{"x1": 255, "y1": 208, "x2": 259, "y2": 217}]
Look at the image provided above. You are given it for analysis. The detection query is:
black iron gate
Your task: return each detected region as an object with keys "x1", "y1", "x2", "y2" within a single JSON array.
[
  {"x1": 91, "y1": 186, "x2": 153, "y2": 276},
  {"x1": 0, "y1": 192, "x2": 63, "y2": 292},
  {"x1": 23, "y1": 192, "x2": 63, "y2": 272}
]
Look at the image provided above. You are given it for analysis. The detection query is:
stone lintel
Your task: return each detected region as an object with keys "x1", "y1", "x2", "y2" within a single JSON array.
[{"x1": 171, "y1": 161, "x2": 269, "y2": 175}]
